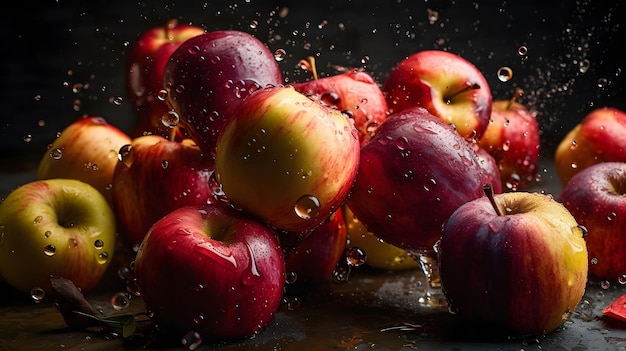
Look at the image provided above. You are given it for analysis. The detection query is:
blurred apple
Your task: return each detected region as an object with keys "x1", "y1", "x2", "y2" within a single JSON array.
[
  {"x1": 558, "y1": 161, "x2": 626, "y2": 282},
  {"x1": 111, "y1": 134, "x2": 215, "y2": 248},
  {"x1": 163, "y1": 29, "x2": 284, "y2": 155},
  {"x1": 291, "y1": 57, "x2": 389, "y2": 145},
  {"x1": 438, "y1": 188, "x2": 588, "y2": 336},
  {"x1": 215, "y1": 86, "x2": 360, "y2": 233},
  {"x1": 36, "y1": 116, "x2": 132, "y2": 206},
  {"x1": 279, "y1": 209, "x2": 348, "y2": 286},
  {"x1": 554, "y1": 107, "x2": 626, "y2": 186},
  {"x1": 473, "y1": 144, "x2": 503, "y2": 194},
  {"x1": 0, "y1": 179, "x2": 116, "y2": 297},
  {"x1": 134, "y1": 203, "x2": 285, "y2": 341},
  {"x1": 382, "y1": 49, "x2": 492, "y2": 142},
  {"x1": 478, "y1": 88, "x2": 540, "y2": 191},
  {"x1": 127, "y1": 19, "x2": 205, "y2": 137},
  {"x1": 343, "y1": 205, "x2": 419, "y2": 271},
  {"x1": 347, "y1": 107, "x2": 488, "y2": 252}
]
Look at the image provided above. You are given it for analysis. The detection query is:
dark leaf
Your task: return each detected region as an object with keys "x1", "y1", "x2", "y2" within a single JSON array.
[{"x1": 49, "y1": 275, "x2": 100, "y2": 329}]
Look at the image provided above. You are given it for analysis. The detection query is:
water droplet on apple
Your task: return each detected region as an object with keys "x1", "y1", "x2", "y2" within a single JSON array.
[
  {"x1": 181, "y1": 330, "x2": 202, "y2": 350},
  {"x1": 111, "y1": 291, "x2": 131, "y2": 310},
  {"x1": 161, "y1": 110, "x2": 180, "y2": 128},
  {"x1": 156, "y1": 89, "x2": 168, "y2": 102},
  {"x1": 118, "y1": 144, "x2": 133, "y2": 164},
  {"x1": 346, "y1": 246, "x2": 366, "y2": 267},
  {"x1": 44, "y1": 230, "x2": 52, "y2": 238},
  {"x1": 94, "y1": 239, "x2": 104, "y2": 249},
  {"x1": 30, "y1": 287, "x2": 45, "y2": 303},
  {"x1": 161, "y1": 160, "x2": 169, "y2": 169},
  {"x1": 49, "y1": 148, "x2": 63, "y2": 160},
  {"x1": 97, "y1": 251, "x2": 109, "y2": 264},
  {"x1": 43, "y1": 244, "x2": 56, "y2": 256},
  {"x1": 573, "y1": 224, "x2": 588, "y2": 238},
  {"x1": 118, "y1": 266, "x2": 130, "y2": 280},
  {"x1": 497, "y1": 67, "x2": 513, "y2": 82},
  {"x1": 274, "y1": 49, "x2": 287, "y2": 62},
  {"x1": 242, "y1": 243, "x2": 261, "y2": 286},
  {"x1": 321, "y1": 92, "x2": 341, "y2": 106},
  {"x1": 294, "y1": 195, "x2": 321, "y2": 220}
]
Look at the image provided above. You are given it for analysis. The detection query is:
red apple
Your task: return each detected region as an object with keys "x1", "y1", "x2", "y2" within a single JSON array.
[
  {"x1": 346, "y1": 107, "x2": 489, "y2": 252},
  {"x1": 554, "y1": 107, "x2": 626, "y2": 186},
  {"x1": 558, "y1": 161, "x2": 626, "y2": 282},
  {"x1": 133, "y1": 203, "x2": 285, "y2": 341},
  {"x1": 382, "y1": 49, "x2": 492, "y2": 142},
  {"x1": 36, "y1": 116, "x2": 132, "y2": 206},
  {"x1": 163, "y1": 30, "x2": 284, "y2": 155},
  {"x1": 478, "y1": 88, "x2": 540, "y2": 191},
  {"x1": 473, "y1": 144, "x2": 503, "y2": 194},
  {"x1": 214, "y1": 85, "x2": 360, "y2": 233},
  {"x1": 279, "y1": 209, "x2": 347, "y2": 285},
  {"x1": 111, "y1": 134, "x2": 216, "y2": 248},
  {"x1": 126, "y1": 19, "x2": 205, "y2": 137},
  {"x1": 438, "y1": 188, "x2": 588, "y2": 336},
  {"x1": 290, "y1": 57, "x2": 389, "y2": 145}
]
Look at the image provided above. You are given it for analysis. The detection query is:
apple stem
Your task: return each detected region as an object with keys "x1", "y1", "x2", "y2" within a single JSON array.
[
  {"x1": 165, "y1": 19, "x2": 178, "y2": 40},
  {"x1": 445, "y1": 83, "x2": 480, "y2": 104},
  {"x1": 507, "y1": 87, "x2": 524, "y2": 109},
  {"x1": 483, "y1": 183, "x2": 503, "y2": 216},
  {"x1": 298, "y1": 56, "x2": 319, "y2": 80}
]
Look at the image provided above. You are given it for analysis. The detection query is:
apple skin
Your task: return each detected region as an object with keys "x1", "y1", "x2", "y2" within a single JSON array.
[
  {"x1": 215, "y1": 85, "x2": 360, "y2": 233},
  {"x1": 163, "y1": 30, "x2": 284, "y2": 155},
  {"x1": 478, "y1": 95, "x2": 540, "y2": 191},
  {"x1": 111, "y1": 134, "x2": 215, "y2": 248},
  {"x1": 133, "y1": 203, "x2": 285, "y2": 341},
  {"x1": 382, "y1": 50, "x2": 492, "y2": 142},
  {"x1": 346, "y1": 107, "x2": 488, "y2": 251},
  {"x1": 554, "y1": 107, "x2": 626, "y2": 186},
  {"x1": 473, "y1": 144, "x2": 503, "y2": 194},
  {"x1": 0, "y1": 179, "x2": 116, "y2": 296},
  {"x1": 343, "y1": 205, "x2": 419, "y2": 271},
  {"x1": 290, "y1": 68, "x2": 389, "y2": 145},
  {"x1": 558, "y1": 161, "x2": 626, "y2": 282},
  {"x1": 279, "y1": 209, "x2": 348, "y2": 285},
  {"x1": 438, "y1": 191, "x2": 588, "y2": 337},
  {"x1": 36, "y1": 116, "x2": 132, "y2": 206}
]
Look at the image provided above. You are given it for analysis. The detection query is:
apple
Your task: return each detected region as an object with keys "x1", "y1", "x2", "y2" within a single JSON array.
[
  {"x1": 438, "y1": 186, "x2": 589, "y2": 337},
  {"x1": 214, "y1": 85, "x2": 360, "y2": 233},
  {"x1": 126, "y1": 19, "x2": 205, "y2": 137},
  {"x1": 346, "y1": 106, "x2": 488, "y2": 252},
  {"x1": 478, "y1": 88, "x2": 540, "y2": 191},
  {"x1": 473, "y1": 143, "x2": 503, "y2": 194},
  {"x1": 382, "y1": 49, "x2": 492, "y2": 142},
  {"x1": 0, "y1": 178, "x2": 116, "y2": 297},
  {"x1": 163, "y1": 29, "x2": 284, "y2": 155},
  {"x1": 558, "y1": 161, "x2": 626, "y2": 282},
  {"x1": 133, "y1": 203, "x2": 285, "y2": 341},
  {"x1": 36, "y1": 116, "x2": 132, "y2": 206},
  {"x1": 554, "y1": 107, "x2": 626, "y2": 186},
  {"x1": 343, "y1": 205, "x2": 419, "y2": 271},
  {"x1": 111, "y1": 134, "x2": 215, "y2": 248},
  {"x1": 290, "y1": 56, "x2": 389, "y2": 145},
  {"x1": 279, "y1": 208, "x2": 348, "y2": 286}
]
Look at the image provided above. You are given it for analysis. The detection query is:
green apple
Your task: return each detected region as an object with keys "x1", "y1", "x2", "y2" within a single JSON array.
[
  {"x1": 0, "y1": 178, "x2": 116, "y2": 297},
  {"x1": 215, "y1": 85, "x2": 360, "y2": 232}
]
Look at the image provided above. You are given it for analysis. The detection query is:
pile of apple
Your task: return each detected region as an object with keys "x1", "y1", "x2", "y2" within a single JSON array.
[{"x1": 1, "y1": 19, "x2": 626, "y2": 345}]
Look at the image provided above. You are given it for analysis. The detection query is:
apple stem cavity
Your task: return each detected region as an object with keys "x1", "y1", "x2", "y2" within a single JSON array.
[
  {"x1": 483, "y1": 183, "x2": 504, "y2": 216},
  {"x1": 507, "y1": 87, "x2": 525, "y2": 109},
  {"x1": 445, "y1": 83, "x2": 480, "y2": 104}
]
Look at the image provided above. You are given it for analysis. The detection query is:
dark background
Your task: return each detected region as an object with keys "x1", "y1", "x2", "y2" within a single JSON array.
[{"x1": 1, "y1": 0, "x2": 624, "y2": 167}]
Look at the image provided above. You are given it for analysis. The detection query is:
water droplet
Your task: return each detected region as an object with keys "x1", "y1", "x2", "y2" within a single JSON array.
[
  {"x1": 97, "y1": 252, "x2": 109, "y2": 264},
  {"x1": 285, "y1": 271, "x2": 298, "y2": 284},
  {"x1": 601, "y1": 280, "x2": 611, "y2": 289},
  {"x1": 110, "y1": 291, "x2": 131, "y2": 310},
  {"x1": 573, "y1": 224, "x2": 588, "y2": 238},
  {"x1": 156, "y1": 89, "x2": 168, "y2": 101},
  {"x1": 294, "y1": 195, "x2": 321, "y2": 220},
  {"x1": 43, "y1": 244, "x2": 56, "y2": 256},
  {"x1": 49, "y1": 148, "x2": 63, "y2": 160},
  {"x1": 497, "y1": 67, "x2": 513, "y2": 82},
  {"x1": 161, "y1": 160, "x2": 169, "y2": 169},
  {"x1": 274, "y1": 48, "x2": 287, "y2": 62},
  {"x1": 30, "y1": 287, "x2": 46, "y2": 303},
  {"x1": 517, "y1": 45, "x2": 528, "y2": 56},
  {"x1": 94, "y1": 239, "x2": 104, "y2": 249},
  {"x1": 161, "y1": 111, "x2": 180, "y2": 128},
  {"x1": 579, "y1": 59, "x2": 590, "y2": 73},
  {"x1": 249, "y1": 20, "x2": 259, "y2": 29},
  {"x1": 23, "y1": 134, "x2": 32, "y2": 143},
  {"x1": 590, "y1": 257, "x2": 598, "y2": 265},
  {"x1": 181, "y1": 330, "x2": 202, "y2": 350},
  {"x1": 346, "y1": 246, "x2": 367, "y2": 267},
  {"x1": 118, "y1": 144, "x2": 133, "y2": 164},
  {"x1": 394, "y1": 136, "x2": 409, "y2": 150},
  {"x1": 44, "y1": 230, "x2": 52, "y2": 238}
]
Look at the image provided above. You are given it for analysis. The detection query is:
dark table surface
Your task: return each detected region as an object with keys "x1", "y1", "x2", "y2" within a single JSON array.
[{"x1": 1, "y1": 1, "x2": 626, "y2": 350}]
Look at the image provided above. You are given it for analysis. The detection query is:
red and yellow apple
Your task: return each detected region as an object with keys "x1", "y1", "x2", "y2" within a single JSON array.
[
  {"x1": 214, "y1": 86, "x2": 360, "y2": 233},
  {"x1": 0, "y1": 179, "x2": 116, "y2": 297},
  {"x1": 36, "y1": 116, "x2": 132, "y2": 206},
  {"x1": 554, "y1": 107, "x2": 626, "y2": 186}
]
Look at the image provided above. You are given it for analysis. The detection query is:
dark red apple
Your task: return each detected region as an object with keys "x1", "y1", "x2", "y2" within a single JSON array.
[
  {"x1": 382, "y1": 50, "x2": 492, "y2": 142},
  {"x1": 346, "y1": 107, "x2": 489, "y2": 252},
  {"x1": 558, "y1": 161, "x2": 626, "y2": 283},
  {"x1": 438, "y1": 188, "x2": 588, "y2": 336},
  {"x1": 163, "y1": 30, "x2": 284, "y2": 155},
  {"x1": 134, "y1": 203, "x2": 285, "y2": 341},
  {"x1": 290, "y1": 57, "x2": 389, "y2": 145},
  {"x1": 478, "y1": 88, "x2": 540, "y2": 191},
  {"x1": 126, "y1": 19, "x2": 205, "y2": 137},
  {"x1": 111, "y1": 135, "x2": 216, "y2": 248}
]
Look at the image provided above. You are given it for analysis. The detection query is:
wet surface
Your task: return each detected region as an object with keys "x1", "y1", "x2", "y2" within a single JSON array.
[{"x1": 1, "y1": 1, "x2": 626, "y2": 350}]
